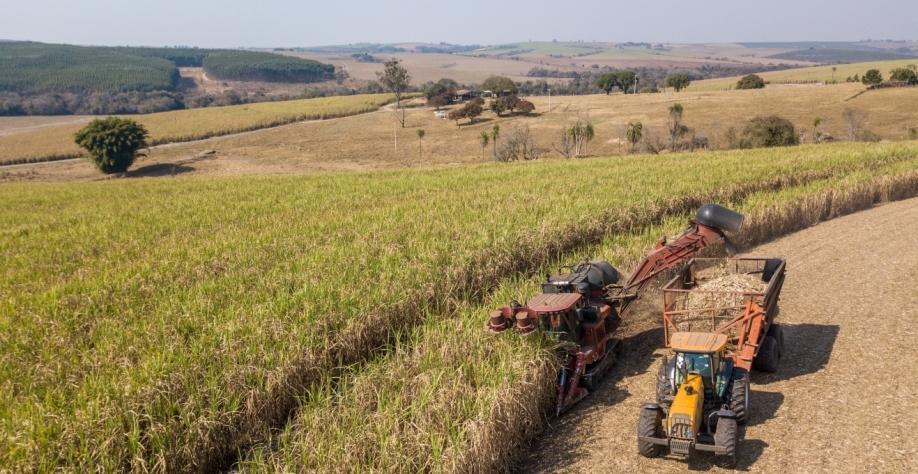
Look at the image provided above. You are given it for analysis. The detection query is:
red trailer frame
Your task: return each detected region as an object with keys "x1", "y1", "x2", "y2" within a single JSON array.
[{"x1": 661, "y1": 257, "x2": 785, "y2": 371}]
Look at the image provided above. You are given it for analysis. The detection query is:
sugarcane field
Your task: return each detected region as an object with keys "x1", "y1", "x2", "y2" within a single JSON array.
[{"x1": 2, "y1": 2, "x2": 918, "y2": 473}]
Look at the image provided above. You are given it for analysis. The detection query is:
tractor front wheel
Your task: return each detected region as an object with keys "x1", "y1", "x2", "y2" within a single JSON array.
[
  {"x1": 637, "y1": 408, "x2": 664, "y2": 458},
  {"x1": 714, "y1": 416, "x2": 738, "y2": 468},
  {"x1": 730, "y1": 370, "x2": 750, "y2": 425}
]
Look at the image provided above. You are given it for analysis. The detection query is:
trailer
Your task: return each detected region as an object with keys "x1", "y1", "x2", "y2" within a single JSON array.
[{"x1": 660, "y1": 257, "x2": 786, "y2": 372}]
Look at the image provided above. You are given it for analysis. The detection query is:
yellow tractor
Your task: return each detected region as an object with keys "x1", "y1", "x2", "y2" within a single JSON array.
[{"x1": 637, "y1": 332, "x2": 745, "y2": 467}]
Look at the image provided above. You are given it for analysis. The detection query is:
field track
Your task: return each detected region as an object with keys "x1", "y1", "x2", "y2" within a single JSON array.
[{"x1": 519, "y1": 197, "x2": 918, "y2": 473}]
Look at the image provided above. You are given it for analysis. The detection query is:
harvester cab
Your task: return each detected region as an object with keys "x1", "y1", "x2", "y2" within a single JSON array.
[
  {"x1": 487, "y1": 204, "x2": 745, "y2": 415},
  {"x1": 638, "y1": 332, "x2": 744, "y2": 467}
]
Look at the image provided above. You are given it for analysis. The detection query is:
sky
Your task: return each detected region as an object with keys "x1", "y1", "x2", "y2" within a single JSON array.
[{"x1": 2, "y1": 0, "x2": 916, "y2": 48}]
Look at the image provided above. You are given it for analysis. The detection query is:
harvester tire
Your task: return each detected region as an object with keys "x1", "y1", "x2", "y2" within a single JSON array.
[
  {"x1": 714, "y1": 416, "x2": 738, "y2": 468},
  {"x1": 637, "y1": 408, "x2": 664, "y2": 458},
  {"x1": 754, "y1": 336, "x2": 780, "y2": 373},
  {"x1": 730, "y1": 370, "x2": 750, "y2": 425}
]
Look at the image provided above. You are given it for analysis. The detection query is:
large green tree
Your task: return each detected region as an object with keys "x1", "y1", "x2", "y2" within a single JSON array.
[
  {"x1": 665, "y1": 73, "x2": 691, "y2": 92},
  {"x1": 889, "y1": 67, "x2": 918, "y2": 84},
  {"x1": 862, "y1": 69, "x2": 883, "y2": 86},
  {"x1": 736, "y1": 74, "x2": 766, "y2": 90},
  {"x1": 481, "y1": 76, "x2": 518, "y2": 95},
  {"x1": 74, "y1": 117, "x2": 149, "y2": 174}
]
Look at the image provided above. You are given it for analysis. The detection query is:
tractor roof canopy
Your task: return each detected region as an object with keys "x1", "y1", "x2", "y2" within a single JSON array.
[{"x1": 670, "y1": 332, "x2": 728, "y2": 353}]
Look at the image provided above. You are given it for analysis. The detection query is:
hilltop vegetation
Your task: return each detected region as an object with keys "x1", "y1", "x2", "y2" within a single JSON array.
[
  {"x1": 0, "y1": 42, "x2": 180, "y2": 93},
  {"x1": 0, "y1": 42, "x2": 335, "y2": 115}
]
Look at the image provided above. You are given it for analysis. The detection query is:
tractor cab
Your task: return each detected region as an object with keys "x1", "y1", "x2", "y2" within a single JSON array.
[{"x1": 671, "y1": 333, "x2": 734, "y2": 401}]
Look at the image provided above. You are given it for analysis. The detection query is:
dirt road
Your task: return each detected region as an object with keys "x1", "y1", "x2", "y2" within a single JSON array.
[{"x1": 519, "y1": 198, "x2": 918, "y2": 473}]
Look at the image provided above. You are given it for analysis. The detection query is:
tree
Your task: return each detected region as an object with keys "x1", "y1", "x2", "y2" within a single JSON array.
[
  {"x1": 423, "y1": 81, "x2": 448, "y2": 99},
  {"x1": 554, "y1": 120, "x2": 595, "y2": 158},
  {"x1": 463, "y1": 101, "x2": 483, "y2": 124},
  {"x1": 626, "y1": 121, "x2": 643, "y2": 152},
  {"x1": 665, "y1": 73, "x2": 691, "y2": 92},
  {"x1": 596, "y1": 73, "x2": 618, "y2": 95},
  {"x1": 862, "y1": 69, "x2": 883, "y2": 86},
  {"x1": 481, "y1": 76, "x2": 518, "y2": 95},
  {"x1": 667, "y1": 103, "x2": 689, "y2": 151},
  {"x1": 377, "y1": 58, "x2": 411, "y2": 127},
  {"x1": 812, "y1": 117, "x2": 825, "y2": 143},
  {"x1": 889, "y1": 67, "x2": 918, "y2": 84},
  {"x1": 736, "y1": 116, "x2": 799, "y2": 148},
  {"x1": 416, "y1": 129, "x2": 425, "y2": 160},
  {"x1": 596, "y1": 71, "x2": 636, "y2": 94},
  {"x1": 491, "y1": 98, "x2": 508, "y2": 116},
  {"x1": 74, "y1": 117, "x2": 149, "y2": 174},
  {"x1": 428, "y1": 94, "x2": 449, "y2": 110},
  {"x1": 490, "y1": 125, "x2": 500, "y2": 159},
  {"x1": 495, "y1": 125, "x2": 544, "y2": 162},
  {"x1": 437, "y1": 78, "x2": 460, "y2": 91},
  {"x1": 448, "y1": 101, "x2": 483, "y2": 126},
  {"x1": 616, "y1": 71, "x2": 637, "y2": 94},
  {"x1": 479, "y1": 131, "x2": 490, "y2": 159},
  {"x1": 516, "y1": 100, "x2": 535, "y2": 115},
  {"x1": 736, "y1": 74, "x2": 766, "y2": 90}
]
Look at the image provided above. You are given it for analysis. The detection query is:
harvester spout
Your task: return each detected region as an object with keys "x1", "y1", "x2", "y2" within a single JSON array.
[{"x1": 695, "y1": 204, "x2": 744, "y2": 233}]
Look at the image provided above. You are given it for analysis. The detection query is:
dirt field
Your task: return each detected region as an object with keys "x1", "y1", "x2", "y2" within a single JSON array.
[{"x1": 518, "y1": 197, "x2": 918, "y2": 473}]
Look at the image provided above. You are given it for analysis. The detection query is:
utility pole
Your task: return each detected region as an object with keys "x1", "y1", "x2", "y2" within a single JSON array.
[{"x1": 548, "y1": 87, "x2": 552, "y2": 113}]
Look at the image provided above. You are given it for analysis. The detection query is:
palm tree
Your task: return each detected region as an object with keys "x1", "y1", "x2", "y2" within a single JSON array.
[
  {"x1": 416, "y1": 129, "x2": 426, "y2": 160},
  {"x1": 479, "y1": 131, "x2": 490, "y2": 160},
  {"x1": 490, "y1": 124, "x2": 500, "y2": 159}
]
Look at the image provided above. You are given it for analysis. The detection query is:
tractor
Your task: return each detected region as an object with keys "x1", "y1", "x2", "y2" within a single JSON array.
[
  {"x1": 488, "y1": 204, "x2": 745, "y2": 414},
  {"x1": 637, "y1": 256, "x2": 787, "y2": 466},
  {"x1": 637, "y1": 332, "x2": 743, "y2": 466}
]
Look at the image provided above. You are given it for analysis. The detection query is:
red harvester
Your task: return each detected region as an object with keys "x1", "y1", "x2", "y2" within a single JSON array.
[{"x1": 488, "y1": 204, "x2": 745, "y2": 414}]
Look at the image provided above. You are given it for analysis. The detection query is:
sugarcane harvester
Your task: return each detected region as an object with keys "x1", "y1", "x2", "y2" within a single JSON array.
[{"x1": 487, "y1": 204, "x2": 744, "y2": 414}]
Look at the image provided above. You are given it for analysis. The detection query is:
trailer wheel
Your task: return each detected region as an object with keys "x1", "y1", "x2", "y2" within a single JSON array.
[
  {"x1": 754, "y1": 336, "x2": 780, "y2": 373},
  {"x1": 767, "y1": 323, "x2": 785, "y2": 356},
  {"x1": 714, "y1": 416, "x2": 738, "y2": 468},
  {"x1": 730, "y1": 370, "x2": 749, "y2": 425},
  {"x1": 637, "y1": 408, "x2": 664, "y2": 458}
]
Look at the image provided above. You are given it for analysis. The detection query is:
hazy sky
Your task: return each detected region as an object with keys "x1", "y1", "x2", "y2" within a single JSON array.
[{"x1": 2, "y1": 0, "x2": 916, "y2": 48}]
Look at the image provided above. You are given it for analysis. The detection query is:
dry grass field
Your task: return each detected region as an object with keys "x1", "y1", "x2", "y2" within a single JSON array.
[
  {"x1": 6, "y1": 82, "x2": 917, "y2": 182},
  {"x1": 690, "y1": 58, "x2": 918, "y2": 91},
  {"x1": 0, "y1": 94, "x2": 394, "y2": 165}
]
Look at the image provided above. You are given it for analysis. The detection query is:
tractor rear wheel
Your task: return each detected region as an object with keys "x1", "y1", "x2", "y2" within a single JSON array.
[
  {"x1": 714, "y1": 416, "x2": 738, "y2": 468},
  {"x1": 754, "y1": 335, "x2": 780, "y2": 373},
  {"x1": 730, "y1": 370, "x2": 750, "y2": 425},
  {"x1": 637, "y1": 408, "x2": 664, "y2": 458}
]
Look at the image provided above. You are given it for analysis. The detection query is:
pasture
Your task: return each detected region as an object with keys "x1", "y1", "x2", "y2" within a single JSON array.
[{"x1": 6, "y1": 81, "x2": 918, "y2": 182}]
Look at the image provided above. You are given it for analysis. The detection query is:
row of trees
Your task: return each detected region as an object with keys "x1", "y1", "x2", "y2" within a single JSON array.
[
  {"x1": 848, "y1": 65, "x2": 918, "y2": 86},
  {"x1": 595, "y1": 71, "x2": 692, "y2": 94}
]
